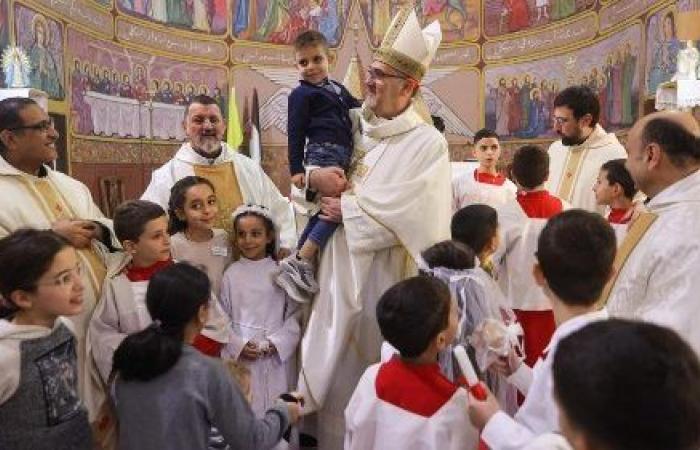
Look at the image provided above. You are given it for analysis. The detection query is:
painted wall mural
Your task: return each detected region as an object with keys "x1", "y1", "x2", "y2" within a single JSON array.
[
  {"x1": 67, "y1": 27, "x2": 228, "y2": 139},
  {"x1": 483, "y1": 0, "x2": 595, "y2": 37},
  {"x1": 118, "y1": 0, "x2": 228, "y2": 34},
  {"x1": 0, "y1": 0, "x2": 9, "y2": 88},
  {"x1": 645, "y1": 6, "x2": 679, "y2": 96},
  {"x1": 359, "y1": 0, "x2": 479, "y2": 46},
  {"x1": 232, "y1": 0, "x2": 352, "y2": 46},
  {"x1": 14, "y1": 3, "x2": 65, "y2": 99},
  {"x1": 485, "y1": 24, "x2": 642, "y2": 140}
]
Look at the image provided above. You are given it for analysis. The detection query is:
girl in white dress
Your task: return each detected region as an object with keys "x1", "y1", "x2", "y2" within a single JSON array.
[{"x1": 220, "y1": 204, "x2": 300, "y2": 417}]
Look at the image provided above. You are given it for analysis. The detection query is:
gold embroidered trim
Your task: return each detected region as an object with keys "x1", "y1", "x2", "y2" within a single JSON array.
[
  {"x1": 374, "y1": 47, "x2": 425, "y2": 81},
  {"x1": 597, "y1": 212, "x2": 658, "y2": 307}
]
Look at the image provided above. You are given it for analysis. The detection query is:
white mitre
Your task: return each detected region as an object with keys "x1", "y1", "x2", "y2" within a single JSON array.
[{"x1": 374, "y1": 8, "x2": 442, "y2": 82}]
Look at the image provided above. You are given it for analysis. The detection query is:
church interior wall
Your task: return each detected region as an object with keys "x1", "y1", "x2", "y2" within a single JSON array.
[{"x1": 0, "y1": 0, "x2": 680, "y2": 214}]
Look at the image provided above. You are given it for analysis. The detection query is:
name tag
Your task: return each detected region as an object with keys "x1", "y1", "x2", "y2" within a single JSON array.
[{"x1": 211, "y1": 246, "x2": 228, "y2": 257}]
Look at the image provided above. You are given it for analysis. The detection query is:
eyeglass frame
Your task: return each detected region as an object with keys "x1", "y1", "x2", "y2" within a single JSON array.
[
  {"x1": 366, "y1": 66, "x2": 409, "y2": 81},
  {"x1": 4, "y1": 118, "x2": 56, "y2": 133}
]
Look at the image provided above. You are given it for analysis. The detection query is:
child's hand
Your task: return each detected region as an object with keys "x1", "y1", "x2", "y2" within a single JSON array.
[
  {"x1": 291, "y1": 173, "x2": 305, "y2": 189},
  {"x1": 280, "y1": 392, "x2": 305, "y2": 424},
  {"x1": 466, "y1": 382, "x2": 501, "y2": 431},
  {"x1": 241, "y1": 341, "x2": 260, "y2": 360},
  {"x1": 489, "y1": 346, "x2": 522, "y2": 377}
]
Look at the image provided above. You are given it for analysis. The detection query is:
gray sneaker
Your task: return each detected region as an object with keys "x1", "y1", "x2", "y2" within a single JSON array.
[
  {"x1": 275, "y1": 268, "x2": 310, "y2": 303},
  {"x1": 276, "y1": 256, "x2": 319, "y2": 301}
]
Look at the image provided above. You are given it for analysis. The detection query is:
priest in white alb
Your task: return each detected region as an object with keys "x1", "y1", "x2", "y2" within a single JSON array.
[
  {"x1": 141, "y1": 94, "x2": 296, "y2": 251},
  {"x1": 297, "y1": 9, "x2": 452, "y2": 449},
  {"x1": 604, "y1": 110, "x2": 700, "y2": 355},
  {"x1": 545, "y1": 85, "x2": 627, "y2": 213}
]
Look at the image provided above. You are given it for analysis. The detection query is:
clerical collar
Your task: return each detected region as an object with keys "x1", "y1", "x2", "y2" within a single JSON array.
[
  {"x1": 37, "y1": 165, "x2": 49, "y2": 178},
  {"x1": 191, "y1": 145, "x2": 222, "y2": 162}
]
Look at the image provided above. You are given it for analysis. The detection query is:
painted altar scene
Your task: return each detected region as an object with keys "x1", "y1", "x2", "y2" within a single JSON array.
[
  {"x1": 483, "y1": 0, "x2": 594, "y2": 37},
  {"x1": 68, "y1": 27, "x2": 228, "y2": 139},
  {"x1": 118, "y1": 0, "x2": 228, "y2": 34},
  {"x1": 359, "y1": 0, "x2": 479, "y2": 45},
  {"x1": 232, "y1": 0, "x2": 352, "y2": 46},
  {"x1": 485, "y1": 24, "x2": 641, "y2": 140},
  {"x1": 645, "y1": 6, "x2": 680, "y2": 96}
]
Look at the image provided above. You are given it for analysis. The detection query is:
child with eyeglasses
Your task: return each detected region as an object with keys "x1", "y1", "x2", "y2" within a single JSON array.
[
  {"x1": 0, "y1": 228, "x2": 93, "y2": 450},
  {"x1": 279, "y1": 29, "x2": 361, "y2": 303}
]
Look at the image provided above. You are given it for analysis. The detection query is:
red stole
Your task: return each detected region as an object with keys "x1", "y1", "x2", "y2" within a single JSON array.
[
  {"x1": 607, "y1": 207, "x2": 633, "y2": 224},
  {"x1": 375, "y1": 357, "x2": 458, "y2": 417},
  {"x1": 516, "y1": 190, "x2": 563, "y2": 219},
  {"x1": 474, "y1": 169, "x2": 506, "y2": 186},
  {"x1": 125, "y1": 258, "x2": 173, "y2": 282}
]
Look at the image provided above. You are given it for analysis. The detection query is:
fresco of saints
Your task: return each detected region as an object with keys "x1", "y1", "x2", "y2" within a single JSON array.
[
  {"x1": 27, "y1": 14, "x2": 64, "y2": 99},
  {"x1": 647, "y1": 11, "x2": 680, "y2": 94}
]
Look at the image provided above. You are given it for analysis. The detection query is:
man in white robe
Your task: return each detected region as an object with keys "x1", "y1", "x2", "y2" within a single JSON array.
[
  {"x1": 545, "y1": 86, "x2": 627, "y2": 213},
  {"x1": 297, "y1": 9, "x2": 452, "y2": 449},
  {"x1": 605, "y1": 110, "x2": 700, "y2": 355},
  {"x1": 142, "y1": 94, "x2": 296, "y2": 251},
  {"x1": 0, "y1": 97, "x2": 117, "y2": 430}
]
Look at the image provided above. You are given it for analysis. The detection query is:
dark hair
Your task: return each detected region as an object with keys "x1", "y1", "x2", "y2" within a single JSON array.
[
  {"x1": 113, "y1": 200, "x2": 166, "y2": 243},
  {"x1": 421, "y1": 240, "x2": 476, "y2": 271},
  {"x1": 640, "y1": 117, "x2": 700, "y2": 167},
  {"x1": 233, "y1": 207, "x2": 276, "y2": 258},
  {"x1": 0, "y1": 97, "x2": 39, "y2": 152},
  {"x1": 537, "y1": 210, "x2": 615, "y2": 305},
  {"x1": 451, "y1": 204, "x2": 499, "y2": 255},
  {"x1": 0, "y1": 229, "x2": 71, "y2": 317},
  {"x1": 376, "y1": 276, "x2": 450, "y2": 358},
  {"x1": 553, "y1": 319, "x2": 700, "y2": 450},
  {"x1": 184, "y1": 94, "x2": 220, "y2": 120},
  {"x1": 168, "y1": 176, "x2": 216, "y2": 234},
  {"x1": 112, "y1": 263, "x2": 211, "y2": 381},
  {"x1": 601, "y1": 158, "x2": 637, "y2": 199},
  {"x1": 512, "y1": 145, "x2": 549, "y2": 189},
  {"x1": 431, "y1": 115, "x2": 446, "y2": 133},
  {"x1": 553, "y1": 85, "x2": 600, "y2": 127},
  {"x1": 293, "y1": 30, "x2": 329, "y2": 52},
  {"x1": 473, "y1": 128, "x2": 499, "y2": 145}
]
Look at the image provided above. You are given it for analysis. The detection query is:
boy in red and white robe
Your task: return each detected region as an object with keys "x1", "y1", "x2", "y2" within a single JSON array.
[
  {"x1": 592, "y1": 158, "x2": 639, "y2": 225},
  {"x1": 345, "y1": 277, "x2": 478, "y2": 450},
  {"x1": 453, "y1": 128, "x2": 517, "y2": 211},
  {"x1": 495, "y1": 145, "x2": 567, "y2": 368}
]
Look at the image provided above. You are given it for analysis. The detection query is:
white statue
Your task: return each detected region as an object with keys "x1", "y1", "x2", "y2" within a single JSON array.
[
  {"x1": 674, "y1": 40, "x2": 699, "y2": 81},
  {"x1": 2, "y1": 46, "x2": 31, "y2": 88}
]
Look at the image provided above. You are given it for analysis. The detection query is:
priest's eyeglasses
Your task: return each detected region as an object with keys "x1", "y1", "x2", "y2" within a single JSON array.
[
  {"x1": 7, "y1": 118, "x2": 55, "y2": 133},
  {"x1": 366, "y1": 67, "x2": 407, "y2": 81}
]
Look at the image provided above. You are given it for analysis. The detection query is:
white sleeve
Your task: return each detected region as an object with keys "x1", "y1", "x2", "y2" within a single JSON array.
[{"x1": 88, "y1": 280, "x2": 128, "y2": 383}]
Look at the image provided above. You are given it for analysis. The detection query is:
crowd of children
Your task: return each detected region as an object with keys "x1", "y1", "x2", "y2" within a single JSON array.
[{"x1": 1, "y1": 25, "x2": 699, "y2": 450}]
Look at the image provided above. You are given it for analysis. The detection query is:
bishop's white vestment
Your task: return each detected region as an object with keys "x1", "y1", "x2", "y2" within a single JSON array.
[
  {"x1": 546, "y1": 124, "x2": 627, "y2": 213},
  {"x1": 142, "y1": 143, "x2": 296, "y2": 249},
  {"x1": 298, "y1": 104, "x2": 452, "y2": 449},
  {"x1": 606, "y1": 169, "x2": 700, "y2": 355}
]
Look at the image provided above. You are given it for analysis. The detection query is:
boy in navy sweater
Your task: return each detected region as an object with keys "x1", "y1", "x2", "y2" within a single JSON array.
[{"x1": 277, "y1": 30, "x2": 360, "y2": 302}]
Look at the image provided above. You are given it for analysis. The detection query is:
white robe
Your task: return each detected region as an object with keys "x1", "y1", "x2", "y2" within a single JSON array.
[
  {"x1": 344, "y1": 363, "x2": 478, "y2": 450},
  {"x1": 299, "y1": 103, "x2": 452, "y2": 449},
  {"x1": 0, "y1": 155, "x2": 117, "y2": 419},
  {"x1": 219, "y1": 257, "x2": 300, "y2": 418},
  {"x1": 546, "y1": 124, "x2": 627, "y2": 213},
  {"x1": 141, "y1": 143, "x2": 296, "y2": 250},
  {"x1": 88, "y1": 255, "x2": 232, "y2": 382},
  {"x1": 607, "y1": 169, "x2": 700, "y2": 355},
  {"x1": 495, "y1": 198, "x2": 569, "y2": 311},
  {"x1": 481, "y1": 309, "x2": 608, "y2": 450},
  {"x1": 452, "y1": 171, "x2": 517, "y2": 212}
]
